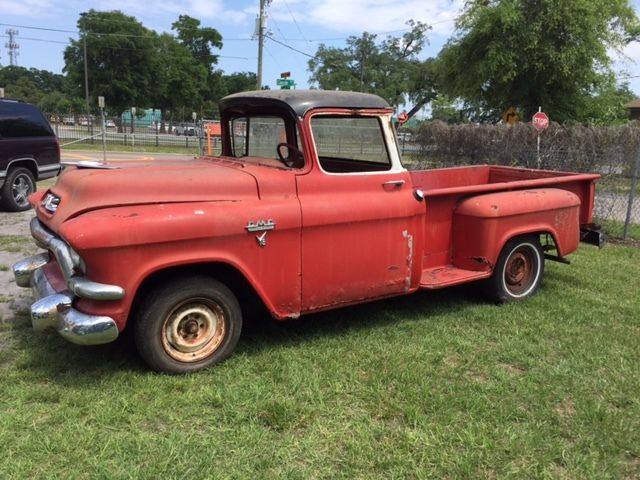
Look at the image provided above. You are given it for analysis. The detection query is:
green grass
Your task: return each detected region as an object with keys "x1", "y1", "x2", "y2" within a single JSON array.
[
  {"x1": 0, "y1": 235, "x2": 36, "y2": 253},
  {"x1": 61, "y1": 143, "x2": 218, "y2": 155},
  {"x1": 0, "y1": 245, "x2": 638, "y2": 479},
  {"x1": 598, "y1": 218, "x2": 640, "y2": 242},
  {"x1": 63, "y1": 143, "x2": 199, "y2": 154}
]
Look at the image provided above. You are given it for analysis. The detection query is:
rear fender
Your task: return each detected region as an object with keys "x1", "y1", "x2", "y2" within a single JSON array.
[{"x1": 452, "y1": 188, "x2": 581, "y2": 271}]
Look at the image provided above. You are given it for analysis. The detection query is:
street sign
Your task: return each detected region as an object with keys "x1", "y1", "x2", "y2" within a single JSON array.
[
  {"x1": 280, "y1": 71, "x2": 291, "y2": 78},
  {"x1": 98, "y1": 96, "x2": 105, "y2": 108},
  {"x1": 276, "y1": 78, "x2": 295, "y2": 87},
  {"x1": 502, "y1": 106, "x2": 519, "y2": 125},
  {"x1": 532, "y1": 111, "x2": 549, "y2": 131}
]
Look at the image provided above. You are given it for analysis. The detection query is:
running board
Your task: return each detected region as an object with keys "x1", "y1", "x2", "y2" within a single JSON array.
[{"x1": 420, "y1": 265, "x2": 491, "y2": 290}]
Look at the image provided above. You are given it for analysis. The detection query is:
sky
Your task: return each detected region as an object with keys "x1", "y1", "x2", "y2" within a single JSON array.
[{"x1": 2, "y1": 0, "x2": 640, "y2": 110}]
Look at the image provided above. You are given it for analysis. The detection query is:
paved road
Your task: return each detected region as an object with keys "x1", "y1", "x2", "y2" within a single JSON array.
[{"x1": 61, "y1": 150, "x2": 196, "y2": 163}]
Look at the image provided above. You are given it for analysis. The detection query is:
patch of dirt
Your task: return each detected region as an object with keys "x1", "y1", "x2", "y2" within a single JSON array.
[
  {"x1": 555, "y1": 399, "x2": 577, "y2": 418},
  {"x1": 0, "y1": 210, "x2": 42, "y2": 322},
  {"x1": 607, "y1": 236, "x2": 640, "y2": 248},
  {"x1": 0, "y1": 210, "x2": 33, "y2": 237},
  {"x1": 497, "y1": 362, "x2": 526, "y2": 375}
]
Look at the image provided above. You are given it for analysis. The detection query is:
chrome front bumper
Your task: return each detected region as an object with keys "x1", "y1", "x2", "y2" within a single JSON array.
[
  {"x1": 27, "y1": 267, "x2": 119, "y2": 345},
  {"x1": 12, "y1": 218, "x2": 123, "y2": 346}
]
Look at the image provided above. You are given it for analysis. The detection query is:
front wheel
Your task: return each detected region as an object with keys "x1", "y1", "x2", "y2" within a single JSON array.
[
  {"x1": 134, "y1": 276, "x2": 242, "y2": 374},
  {"x1": 484, "y1": 235, "x2": 545, "y2": 303}
]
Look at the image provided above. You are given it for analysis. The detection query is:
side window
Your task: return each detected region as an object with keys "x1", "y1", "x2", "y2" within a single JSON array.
[
  {"x1": 311, "y1": 116, "x2": 391, "y2": 173},
  {"x1": 231, "y1": 118, "x2": 248, "y2": 157},
  {"x1": 230, "y1": 116, "x2": 287, "y2": 159},
  {"x1": 0, "y1": 104, "x2": 53, "y2": 138}
]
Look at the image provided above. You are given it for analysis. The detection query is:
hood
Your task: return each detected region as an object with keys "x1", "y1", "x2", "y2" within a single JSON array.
[{"x1": 37, "y1": 157, "x2": 259, "y2": 225}]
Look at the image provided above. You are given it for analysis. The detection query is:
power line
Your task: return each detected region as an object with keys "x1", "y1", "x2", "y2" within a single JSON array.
[
  {"x1": 0, "y1": 34, "x2": 255, "y2": 59},
  {"x1": 0, "y1": 22, "x2": 252, "y2": 41},
  {"x1": 264, "y1": 43, "x2": 284, "y2": 70},
  {"x1": 265, "y1": 34, "x2": 314, "y2": 58},
  {"x1": 0, "y1": 34, "x2": 68, "y2": 45},
  {"x1": 281, "y1": 0, "x2": 310, "y2": 44},
  {"x1": 269, "y1": 16, "x2": 290, "y2": 44}
]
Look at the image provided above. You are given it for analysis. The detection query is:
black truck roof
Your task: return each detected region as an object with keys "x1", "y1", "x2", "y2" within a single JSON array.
[{"x1": 219, "y1": 90, "x2": 391, "y2": 118}]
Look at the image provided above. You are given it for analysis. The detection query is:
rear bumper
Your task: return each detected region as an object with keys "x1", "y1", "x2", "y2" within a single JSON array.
[
  {"x1": 580, "y1": 224, "x2": 606, "y2": 248},
  {"x1": 13, "y1": 254, "x2": 119, "y2": 346}
]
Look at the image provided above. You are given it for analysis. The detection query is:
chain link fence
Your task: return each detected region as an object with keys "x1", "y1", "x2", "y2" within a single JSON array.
[
  {"x1": 47, "y1": 112, "x2": 222, "y2": 155},
  {"x1": 403, "y1": 121, "x2": 640, "y2": 241}
]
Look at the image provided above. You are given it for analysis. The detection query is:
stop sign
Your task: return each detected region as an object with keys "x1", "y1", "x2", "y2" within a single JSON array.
[{"x1": 532, "y1": 111, "x2": 549, "y2": 131}]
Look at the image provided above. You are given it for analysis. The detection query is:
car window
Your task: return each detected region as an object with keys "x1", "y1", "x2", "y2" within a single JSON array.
[
  {"x1": 311, "y1": 116, "x2": 391, "y2": 173},
  {"x1": 0, "y1": 103, "x2": 53, "y2": 138},
  {"x1": 231, "y1": 116, "x2": 288, "y2": 159},
  {"x1": 230, "y1": 116, "x2": 303, "y2": 168}
]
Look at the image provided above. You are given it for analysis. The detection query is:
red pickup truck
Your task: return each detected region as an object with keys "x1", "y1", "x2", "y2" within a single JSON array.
[{"x1": 13, "y1": 90, "x2": 603, "y2": 373}]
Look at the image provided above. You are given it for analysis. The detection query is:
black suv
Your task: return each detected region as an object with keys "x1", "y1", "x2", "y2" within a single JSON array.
[{"x1": 0, "y1": 99, "x2": 60, "y2": 211}]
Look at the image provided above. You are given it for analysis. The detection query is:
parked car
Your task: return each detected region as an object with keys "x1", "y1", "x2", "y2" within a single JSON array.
[
  {"x1": 0, "y1": 99, "x2": 61, "y2": 211},
  {"x1": 78, "y1": 116, "x2": 95, "y2": 126},
  {"x1": 174, "y1": 123, "x2": 200, "y2": 136},
  {"x1": 105, "y1": 119, "x2": 116, "y2": 129}
]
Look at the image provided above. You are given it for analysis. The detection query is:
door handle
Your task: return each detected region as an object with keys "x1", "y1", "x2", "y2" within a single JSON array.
[{"x1": 382, "y1": 179, "x2": 405, "y2": 188}]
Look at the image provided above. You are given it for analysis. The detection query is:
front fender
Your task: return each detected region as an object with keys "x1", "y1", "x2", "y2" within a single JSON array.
[{"x1": 59, "y1": 200, "x2": 302, "y2": 327}]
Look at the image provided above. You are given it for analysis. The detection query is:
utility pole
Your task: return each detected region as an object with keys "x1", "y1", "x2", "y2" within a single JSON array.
[
  {"x1": 256, "y1": 0, "x2": 270, "y2": 90},
  {"x1": 80, "y1": 14, "x2": 91, "y2": 117},
  {"x1": 5, "y1": 29, "x2": 19, "y2": 66}
]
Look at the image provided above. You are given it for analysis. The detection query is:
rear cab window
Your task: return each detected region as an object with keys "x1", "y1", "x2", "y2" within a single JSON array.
[{"x1": 228, "y1": 115, "x2": 304, "y2": 169}]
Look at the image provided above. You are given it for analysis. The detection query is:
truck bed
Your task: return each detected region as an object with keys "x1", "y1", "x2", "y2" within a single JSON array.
[
  {"x1": 409, "y1": 165, "x2": 599, "y2": 195},
  {"x1": 409, "y1": 165, "x2": 600, "y2": 284}
]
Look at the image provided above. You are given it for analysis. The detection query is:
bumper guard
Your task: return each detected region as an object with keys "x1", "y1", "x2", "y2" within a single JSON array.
[{"x1": 12, "y1": 219, "x2": 122, "y2": 346}]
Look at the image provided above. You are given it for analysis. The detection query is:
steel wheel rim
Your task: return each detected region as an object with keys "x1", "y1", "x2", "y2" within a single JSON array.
[
  {"x1": 12, "y1": 174, "x2": 33, "y2": 208},
  {"x1": 162, "y1": 299, "x2": 227, "y2": 363},
  {"x1": 503, "y1": 245, "x2": 538, "y2": 297}
]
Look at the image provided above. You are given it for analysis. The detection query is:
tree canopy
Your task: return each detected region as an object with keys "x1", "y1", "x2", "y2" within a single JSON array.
[
  {"x1": 308, "y1": 21, "x2": 437, "y2": 110},
  {"x1": 434, "y1": 0, "x2": 640, "y2": 123},
  {"x1": 59, "y1": 10, "x2": 258, "y2": 118},
  {"x1": 0, "y1": 66, "x2": 81, "y2": 112},
  {"x1": 64, "y1": 10, "x2": 158, "y2": 113}
]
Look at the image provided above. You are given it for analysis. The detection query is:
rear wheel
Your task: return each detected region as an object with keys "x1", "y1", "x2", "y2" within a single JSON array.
[
  {"x1": 485, "y1": 235, "x2": 544, "y2": 302},
  {"x1": 134, "y1": 276, "x2": 242, "y2": 374},
  {"x1": 1, "y1": 167, "x2": 35, "y2": 212}
]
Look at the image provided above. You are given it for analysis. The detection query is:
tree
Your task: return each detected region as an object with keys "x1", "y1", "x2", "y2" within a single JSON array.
[
  {"x1": 430, "y1": 94, "x2": 469, "y2": 123},
  {"x1": 172, "y1": 15, "x2": 225, "y2": 112},
  {"x1": 38, "y1": 91, "x2": 84, "y2": 113},
  {"x1": 435, "y1": 0, "x2": 640, "y2": 123},
  {"x1": 64, "y1": 10, "x2": 158, "y2": 114},
  {"x1": 152, "y1": 33, "x2": 208, "y2": 122},
  {"x1": 222, "y1": 72, "x2": 258, "y2": 96},
  {"x1": 171, "y1": 15, "x2": 222, "y2": 71},
  {"x1": 582, "y1": 78, "x2": 636, "y2": 125},
  {"x1": 308, "y1": 21, "x2": 436, "y2": 110}
]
